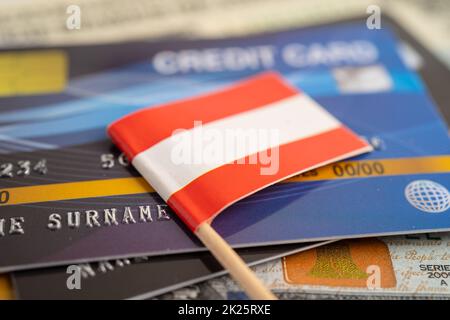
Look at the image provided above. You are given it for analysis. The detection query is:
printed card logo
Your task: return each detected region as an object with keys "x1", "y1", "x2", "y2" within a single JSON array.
[{"x1": 405, "y1": 180, "x2": 450, "y2": 213}]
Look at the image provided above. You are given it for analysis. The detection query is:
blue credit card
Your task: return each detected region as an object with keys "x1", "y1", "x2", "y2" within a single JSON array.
[
  {"x1": 0, "y1": 24, "x2": 423, "y2": 151},
  {"x1": 0, "y1": 23, "x2": 449, "y2": 272},
  {"x1": 214, "y1": 91, "x2": 450, "y2": 245}
]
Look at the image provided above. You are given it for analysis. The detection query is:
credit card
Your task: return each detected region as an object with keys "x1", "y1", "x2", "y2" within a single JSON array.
[
  {"x1": 12, "y1": 241, "x2": 328, "y2": 300},
  {"x1": 0, "y1": 23, "x2": 449, "y2": 273}
]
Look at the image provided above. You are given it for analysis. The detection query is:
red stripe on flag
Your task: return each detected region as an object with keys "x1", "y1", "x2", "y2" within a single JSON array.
[
  {"x1": 167, "y1": 126, "x2": 368, "y2": 231},
  {"x1": 108, "y1": 72, "x2": 297, "y2": 160}
]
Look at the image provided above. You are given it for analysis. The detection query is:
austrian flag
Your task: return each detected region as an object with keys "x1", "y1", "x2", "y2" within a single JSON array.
[
  {"x1": 108, "y1": 72, "x2": 372, "y2": 299},
  {"x1": 108, "y1": 72, "x2": 372, "y2": 231}
]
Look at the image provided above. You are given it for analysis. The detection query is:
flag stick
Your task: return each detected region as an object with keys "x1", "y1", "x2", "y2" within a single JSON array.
[{"x1": 195, "y1": 222, "x2": 277, "y2": 300}]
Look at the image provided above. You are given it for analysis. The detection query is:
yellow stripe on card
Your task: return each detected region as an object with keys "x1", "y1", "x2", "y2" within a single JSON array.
[
  {"x1": 0, "y1": 50, "x2": 67, "y2": 97},
  {"x1": 0, "y1": 177, "x2": 154, "y2": 207},
  {"x1": 289, "y1": 155, "x2": 450, "y2": 182},
  {"x1": 0, "y1": 155, "x2": 449, "y2": 207}
]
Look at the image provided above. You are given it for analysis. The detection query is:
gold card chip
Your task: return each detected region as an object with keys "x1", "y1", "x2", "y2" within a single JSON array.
[{"x1": 0, "y1": 50, "x2": 67, "y2": 97}]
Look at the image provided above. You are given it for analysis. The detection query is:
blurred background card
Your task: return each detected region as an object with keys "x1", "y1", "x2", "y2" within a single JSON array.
[{"x1": 12, "y1": 242, "x2": 327, "y2": 300}]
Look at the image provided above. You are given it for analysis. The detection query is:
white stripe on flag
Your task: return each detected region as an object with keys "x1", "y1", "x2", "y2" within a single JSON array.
[{"x1": 132, "y1": 94, "x2": 341, "y2": 201}]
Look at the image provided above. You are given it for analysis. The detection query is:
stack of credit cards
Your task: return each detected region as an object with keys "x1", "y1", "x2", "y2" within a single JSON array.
[{"x1": 1, "y1": 16, "x2": 450, "y2": 299}]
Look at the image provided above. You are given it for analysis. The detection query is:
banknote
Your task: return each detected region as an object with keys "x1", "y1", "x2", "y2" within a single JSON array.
[
  {"x1": 1, "y1": 0, "x2": 448, "y2": 72},
  {"x1": 0, "y1": 0, "x2": 372, "y2": 47},
  {"x1": 162, "y1": 233, "x2": 450, "y2": 300}
]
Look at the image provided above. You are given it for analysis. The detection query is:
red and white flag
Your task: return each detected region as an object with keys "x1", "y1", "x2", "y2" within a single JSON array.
[{"x1": 108, "y1": 72, "x2": 372, "y2": 231}]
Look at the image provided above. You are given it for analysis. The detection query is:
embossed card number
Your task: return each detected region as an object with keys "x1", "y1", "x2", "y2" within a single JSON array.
[{"x1": 0, "y1": 159, "x2": 48, "y2": 178}]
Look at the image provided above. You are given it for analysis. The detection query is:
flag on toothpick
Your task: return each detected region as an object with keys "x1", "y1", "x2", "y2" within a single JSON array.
[{"x1": 108, "y1": 72, "x2": 372, "y2": 299}]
